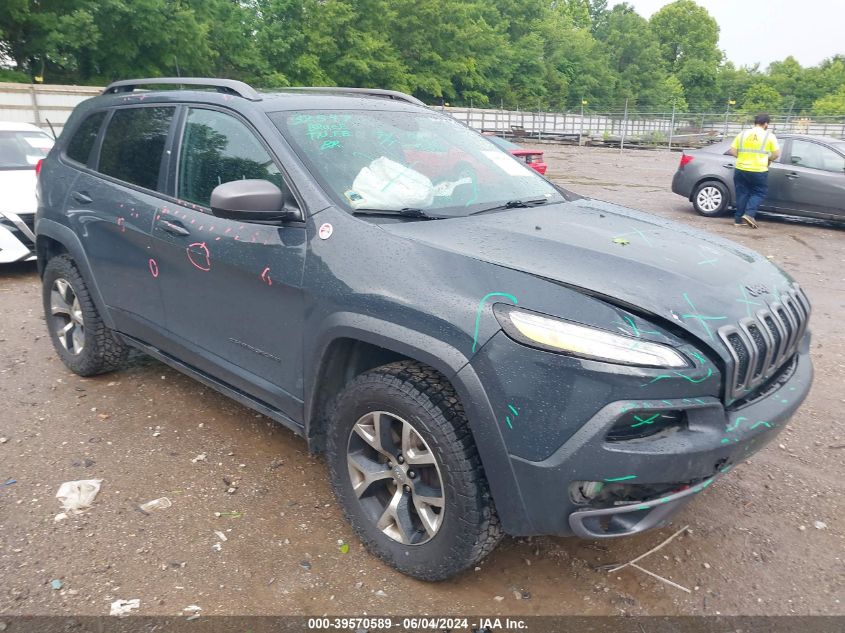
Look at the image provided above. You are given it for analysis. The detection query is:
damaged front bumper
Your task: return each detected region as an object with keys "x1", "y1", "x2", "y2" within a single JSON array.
[{"x1": 477, "y1": 332, "x2": 812, "y2": 538}]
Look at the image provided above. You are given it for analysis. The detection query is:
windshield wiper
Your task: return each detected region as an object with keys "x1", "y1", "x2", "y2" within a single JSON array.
[
  {"x1": 352, "y1": 207, "x2": 441, "y2": 220},
  {"x1": 469, "y1": 197, "x2": 551, "y2": 216}
]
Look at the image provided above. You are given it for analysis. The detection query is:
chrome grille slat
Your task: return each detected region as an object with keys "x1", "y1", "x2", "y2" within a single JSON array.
[{"x1": 718, "y1": 283, "x2": 811, "y2": 402}]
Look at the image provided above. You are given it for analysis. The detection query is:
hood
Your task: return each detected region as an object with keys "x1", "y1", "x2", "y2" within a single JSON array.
[
  {"x1": 0, "y1": 170, "x2": 37, "y2": 215},
  {"x1": 381, "y1": 198, "x2": 796, "y2": 349}
]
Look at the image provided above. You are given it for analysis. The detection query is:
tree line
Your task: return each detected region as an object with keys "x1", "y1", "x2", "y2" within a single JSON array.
[{"x1": 2, "y1": 0, "x2": 844, "y2": 115}]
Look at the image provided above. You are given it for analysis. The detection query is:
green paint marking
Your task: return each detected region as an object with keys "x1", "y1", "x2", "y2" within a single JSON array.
[
  {"x1": 320, "y1": 140, "x2": 341, "y2": 151},
  {"x1": 508, "y1": 404, "x2": 519, "y2": 417},
  {"x1": 471, "y1": 292, "x2": 518, "y2": 353},
  {"x1": 642, "y1": 367, "x2": 713, "y2": 387},
  {"x1": 604, "y1": 475, "x2": 637, "y2": 482},
  {"x1": 725, "y1": 416, "x2": 746, "y2": 432},
  {"x1": 736, "y1": 284, "x2": 762, "y2": 318},
  {"x1": 697, "y1": 258, "x2": 718, "y2": 266},
  {"x1": 689, "y1": 351, "x2": 707, "y2": 364},
  {"x1": 631, "y1": 413, "x2": 660, "y2": 428},
  {"x1": 750, "y1": 420, "x2": 772, "y2": 430},
  {"x1": 505, "y1": 416, "x2": 513, "y2": 429},
  {"x1": 681, "y1": 293, "x2": 727, "y2": 341},
  {"x1": 636, "y1": 504, "x2": 650, "y2": 511},
  {"x1": 694, "y1": 398, "x2": 706, "y2": 404},
  {"x1": 661, "y1": 399, "x2": 673, "y2": 405},
  {"x1": 720, "y1": 466, "x2": 733, "y2": 474},
  {"x1": 720, "y1": 438, "x2": 731, "y2": 444}
]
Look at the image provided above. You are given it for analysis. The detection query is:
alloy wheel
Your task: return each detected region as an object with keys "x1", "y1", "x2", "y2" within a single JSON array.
[
  {"x1": 346, "y1": 411, "x2": 445, "y2": 545},
  {"x1": 696, "y1": 186, "x2": 723, "y2": 213},
  {"x1": 50, "y1": 278, "x2": 85, "y2": 355}
]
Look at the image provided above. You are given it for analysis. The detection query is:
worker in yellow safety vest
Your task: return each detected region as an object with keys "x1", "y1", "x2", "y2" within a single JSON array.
[{"x1": 727, "y1": 113, "x2": 780, "y2": 229}]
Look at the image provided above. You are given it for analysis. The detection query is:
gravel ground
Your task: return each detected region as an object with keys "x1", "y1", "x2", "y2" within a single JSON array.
[{"x1": 0, "y1": 145, "x2": 842, "y2": 617}]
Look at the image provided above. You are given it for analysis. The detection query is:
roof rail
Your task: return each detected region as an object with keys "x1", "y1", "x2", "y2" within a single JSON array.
[
  {"x1": 280, "y1": 87, "x2": 425, "y2": 106},
  {"x1": 102, "y1": 78, "x2": 262, "y2": 101}
]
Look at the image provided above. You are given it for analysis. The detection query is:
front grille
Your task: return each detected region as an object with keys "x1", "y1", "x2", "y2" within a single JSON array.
[{"x1": 719, "y1": 283, "x2": 810, "y2": 402}]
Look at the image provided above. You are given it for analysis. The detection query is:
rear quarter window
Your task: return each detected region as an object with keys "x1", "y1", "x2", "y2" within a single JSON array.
[
  {"x1": 98, "y1": 107, "x2": 175, "y2": 190},
  {"x1": 65, "y1": 111, "x2": 106, "y2": 165}
]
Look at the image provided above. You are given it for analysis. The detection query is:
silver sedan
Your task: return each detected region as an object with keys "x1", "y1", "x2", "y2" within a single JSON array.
[{"x1": 671, "y1": 134, "x2": 845, "y2": 222}]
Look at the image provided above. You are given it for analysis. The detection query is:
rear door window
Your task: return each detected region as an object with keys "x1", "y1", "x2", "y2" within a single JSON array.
[
  {"x1": 65, "y1": 111, "x2": 105, "y2": 165},
  {"x1": 177, "y1": 108, "x2": 283, "y2": 207},
  {"x1": 790, "y1": 140, "x2": 845, "y2": 173},
  {"x1": 98, "y1": 107, "x2": 175, "y2": 190}
]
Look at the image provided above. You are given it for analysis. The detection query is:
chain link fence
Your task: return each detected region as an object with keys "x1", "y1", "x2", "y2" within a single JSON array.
[
  {"x1": 3, "y1": 82, "x2": 844, "y2": 148},
  {"x1": 443, "y1": 106, "x2": 845, "y2": 149}
]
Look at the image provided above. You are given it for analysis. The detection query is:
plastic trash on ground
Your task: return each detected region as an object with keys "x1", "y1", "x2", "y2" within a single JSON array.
[
  {"x1": 139, "y1": 497, "x2": 172, "y2": 513},
  {"x1": 110, "y1": 598, "x2": 140, "y2": 616},
  {"x1": 348, "y1": 157, "x2": 433, "y2": 210},
  {"x1": 55, "y1": 479, "x2": 102, "y2": 522}
]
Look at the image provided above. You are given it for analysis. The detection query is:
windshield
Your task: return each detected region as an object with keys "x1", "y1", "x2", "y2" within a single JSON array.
[
  {"x1": 486, "y1": 135, "x2": 522, "y2": 151},
  {"x1": 0, "y1": 130, "x2": 54, "y2": 169},
  {"x1": 270, "y1": 109, "x2": 564, "y2": 217}
]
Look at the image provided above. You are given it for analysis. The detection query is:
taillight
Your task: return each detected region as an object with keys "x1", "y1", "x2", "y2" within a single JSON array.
[
  {"x1": 679, "y1": 154, "x2": 694, "y2": 168},
  {"x1": 35, "y1": 159, "x2": 43, "y2": 176}
]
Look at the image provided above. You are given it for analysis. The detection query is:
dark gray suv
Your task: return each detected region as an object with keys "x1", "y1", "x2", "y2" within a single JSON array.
[{"x1": 35, "y1": 78, "x2": 813, "y2": 580}]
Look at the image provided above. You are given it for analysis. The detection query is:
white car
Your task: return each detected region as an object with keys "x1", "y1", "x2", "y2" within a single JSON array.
[{"x1": 0, "y1": 122, "x2": 55, "y2": 262}]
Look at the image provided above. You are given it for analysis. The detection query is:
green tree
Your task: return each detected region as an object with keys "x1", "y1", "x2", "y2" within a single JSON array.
[
  {"x1": 650, "y1": 0, "x2": 721, "y2": 109},
  {"x1": 812, "y1": 87, "x2": 845, "y2": 116},
  {"x1": 741, "y1": 82, "x2": 783, "y2": 114}
]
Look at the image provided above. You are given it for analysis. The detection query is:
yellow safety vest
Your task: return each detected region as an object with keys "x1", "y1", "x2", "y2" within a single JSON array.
[{"x1": 731, "y1": 127, "x2": 778, "y2": 173}]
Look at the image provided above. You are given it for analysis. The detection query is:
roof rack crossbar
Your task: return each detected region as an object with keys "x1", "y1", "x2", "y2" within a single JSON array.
[
  {"x1": 280, "y1": 87, "x2": 425, "y2": 106},
  {"x1": 102, "y1": 78, "x2": 261, "y2": 101}
]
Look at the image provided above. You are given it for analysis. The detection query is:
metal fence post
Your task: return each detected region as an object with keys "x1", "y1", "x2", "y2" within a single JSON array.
[
  {"x1": 620, "y1": 98, "x2": 629, "y2": 152},
  {"x1": 29, "y1": 85, "x2": 42, "y2": 126},
  {"x1": 668, "y1": 104, "x2": 675, "y2": 150}
]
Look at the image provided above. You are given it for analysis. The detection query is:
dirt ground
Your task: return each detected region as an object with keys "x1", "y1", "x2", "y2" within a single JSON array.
[{"x1": 1, "y1": 145, "x2": 842, "y2": 618}]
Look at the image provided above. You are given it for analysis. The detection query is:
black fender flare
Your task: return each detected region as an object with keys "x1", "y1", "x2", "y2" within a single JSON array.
[
  {"x1": 306, "y1": 312, "x2": 530, "y2": 534},
  {"x1": 36, "y1": 218, "x2": 116, "y2": 329}
]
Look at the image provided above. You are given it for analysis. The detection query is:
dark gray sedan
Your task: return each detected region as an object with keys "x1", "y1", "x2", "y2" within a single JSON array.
[{"x1": 672, "y1": 134, "x2": 845, "y2": 222}]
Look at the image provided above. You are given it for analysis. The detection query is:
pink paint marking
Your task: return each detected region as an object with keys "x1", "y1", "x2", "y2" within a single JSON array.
[
  {"x1": 117, "y1": 217, "x2": 125, "y2": 233},
  {"x1": 225, "y1": 228, "x2": 232, "y2": 234},
  {"x1": 260, "y1": 267, "x2": 272, "y2": 286},
  {"x1": 148, "y1": 259, "x2": 159, "y2": 278},
  {"x1": 186, "y1": 242, "x2": 211, "y2": 271}
]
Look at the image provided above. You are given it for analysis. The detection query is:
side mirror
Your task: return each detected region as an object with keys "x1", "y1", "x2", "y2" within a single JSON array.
[{"x1": 210, "y1": 179, "x2": 300, "y2": 222}]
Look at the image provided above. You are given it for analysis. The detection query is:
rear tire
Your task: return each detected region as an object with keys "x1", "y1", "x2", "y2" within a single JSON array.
[
  {"x1": 42, "y1": 254, "x2": 128, "y2": 376},
  {"x1": 325, "y1": 361, "x2": 502, "y2": 580},
  {"x1": 692, "y1": 180, "x2": 730, "y2": 217}
]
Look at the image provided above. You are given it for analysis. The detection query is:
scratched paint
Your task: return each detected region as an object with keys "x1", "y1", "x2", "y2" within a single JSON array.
[{"x1": 471, "y1": 292, "x2": 518, "y2": 353}]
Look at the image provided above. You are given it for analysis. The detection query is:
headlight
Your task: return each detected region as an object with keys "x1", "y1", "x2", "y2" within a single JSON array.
[{"x1": 494, "y1": 306, "x2": 689, "y2": 368}]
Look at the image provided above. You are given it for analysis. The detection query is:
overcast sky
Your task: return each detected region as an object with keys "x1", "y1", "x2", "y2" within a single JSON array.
[{"x1": 626, "y1": 0, "x2": 844, "y2": 69}]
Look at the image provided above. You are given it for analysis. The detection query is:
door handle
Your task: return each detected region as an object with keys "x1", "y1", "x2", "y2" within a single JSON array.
[
  {"x1": 159, "y1": 219, "x2": 190, "y2": 236},
  {"x1": 71, "y1": 191, "x2": 92, "y2": 204},
  {"x1": 722, "y1": 163, "x2": 735, "y2": 169},
  {"x1": 786, "y1": 172, "x2": 800, "y2": 180}
]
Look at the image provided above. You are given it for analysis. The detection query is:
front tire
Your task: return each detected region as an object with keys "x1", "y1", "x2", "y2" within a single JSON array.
[
  {"x1": 42, "y1": 255, "x2": 128, "y2": 376},
  {"x1": 692, "y1": 180, "x2": 730, "y2": 217},
  {"x1": 326, "y1": 361, "x2": 502, "y2": 580}
]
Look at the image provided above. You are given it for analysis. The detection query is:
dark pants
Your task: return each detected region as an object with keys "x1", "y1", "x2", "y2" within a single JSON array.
[{"x1": 733, "y1": 169, "x2": 768, "y2": 222}]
